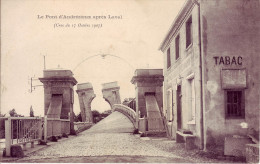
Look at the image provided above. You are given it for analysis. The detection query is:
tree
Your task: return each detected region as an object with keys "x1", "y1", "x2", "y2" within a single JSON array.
[
  {"x1": 92, "y1": 110, "x2": 100, "y2": 117},
  {"x1": 9, "y1": 109, "x2": 17, "y2": 117},
  {"x1": 77, "y1": 113, "x2": 82, "y2": 122},
  {"x1": 92, "y1": 110, "x2": 101, "y2": 123},
  {"x1": 100, "y1": 110, "x2": 112, "y2": 117},
  {"x1": 9, "y1": 109, "x2": 24, "y2": 117},
  {"x1": 30, "y1": 106, "x2": 34, "y2": 117},
  {"x1": 73, "y1": 112, "x2": 82, "y2": 122}
]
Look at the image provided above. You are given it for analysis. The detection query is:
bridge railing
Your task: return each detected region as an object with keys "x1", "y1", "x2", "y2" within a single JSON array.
[
  {"x1": 5, "y1": 117, "x2": 43, "y2": 156},
  {"x1": 113, "y1": 104, "x2": 137, "y2": 128},
  {"x1": 4, "y1": 116, "x2": 71, "y2": 157}
]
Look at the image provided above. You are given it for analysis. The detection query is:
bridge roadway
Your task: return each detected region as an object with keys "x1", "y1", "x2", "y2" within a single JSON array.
[{"x1": 15, "y1": 111, "x2": 217, "y2": 163}]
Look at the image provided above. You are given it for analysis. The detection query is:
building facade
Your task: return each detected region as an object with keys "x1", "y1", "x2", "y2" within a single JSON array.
[{"x1": 159, "y1": 0, "x2": 259, "y2": 151}]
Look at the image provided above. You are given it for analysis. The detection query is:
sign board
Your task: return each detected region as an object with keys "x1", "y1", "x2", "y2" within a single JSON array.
[{"x1": 221, "y1": 69, "x2": 247, "y2": 89}]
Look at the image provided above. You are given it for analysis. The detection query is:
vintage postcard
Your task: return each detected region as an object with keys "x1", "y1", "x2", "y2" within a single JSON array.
[{"x1": 1, "y1": 0, "x2": 259, "y2": 163}]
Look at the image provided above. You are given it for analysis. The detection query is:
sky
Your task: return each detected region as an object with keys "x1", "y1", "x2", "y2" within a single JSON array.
[{"x1": 1, "y1": 0, "x2": 185, "y2": 116}]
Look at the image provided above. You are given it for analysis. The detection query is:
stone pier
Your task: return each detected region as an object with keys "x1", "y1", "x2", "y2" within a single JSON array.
[
  {"x1": 102, "y1": 81, "x2": 121, "y2": 109},
  {"x1": 39, "y1": 68, "x2": 77, "y2": 133},
  {"x1": 76, "y1": 83, "x2": 96, "y2": 123},
  {"x1": 131, "y1": 69, "x2": 164, "y2": 119}
]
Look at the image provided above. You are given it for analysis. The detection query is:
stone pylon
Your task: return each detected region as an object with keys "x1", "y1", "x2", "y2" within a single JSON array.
[
  {"x1": 76, "y1": 83, "x2": 96, "y2": 123},
  {"x1": 102, "y1": 81, "x2": 121, "y2": 109},
  {"x1": 131, "y1": 69, "x2": 164, "y2": 119},
  {"x1": 39, "y1": 68, "x2": 77, "y2": 133}
]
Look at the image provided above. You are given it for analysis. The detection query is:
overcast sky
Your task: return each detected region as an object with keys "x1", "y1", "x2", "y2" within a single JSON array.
[{"x1": 1, "y1": 0, "x2": 185, "y2": 116}]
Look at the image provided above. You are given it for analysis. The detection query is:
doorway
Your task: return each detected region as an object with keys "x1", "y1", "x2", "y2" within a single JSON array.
[{"x1": 177, "y1": 85, "x2": 182, "y2": 130}]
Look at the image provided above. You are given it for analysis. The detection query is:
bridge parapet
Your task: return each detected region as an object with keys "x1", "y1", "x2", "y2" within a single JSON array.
[{"x1": 112, "y1": 104, "x2": 137, "y2": 129}]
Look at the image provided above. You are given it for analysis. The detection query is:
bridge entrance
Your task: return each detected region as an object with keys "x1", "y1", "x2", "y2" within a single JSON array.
[
  {"x1": 39, "y1": 67, "x2": 165, "y2": 136},
  {"x1": 76, "y1": 81, "x2": 121, "y2": 123}
]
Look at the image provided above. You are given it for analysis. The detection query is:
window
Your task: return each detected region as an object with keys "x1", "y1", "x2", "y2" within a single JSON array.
[
  {"x1": 167, "y1": 48, "x2": 171, "y2": 69},
  {"x1": 225, "y1": 90, "x2": 245, "y2": 118},
  {"x1": 186, "y1": 16, "x2": 192, "y2": 48},
  {"x1": 175, "y1": 35, "x2": 180, "y2": 60}
]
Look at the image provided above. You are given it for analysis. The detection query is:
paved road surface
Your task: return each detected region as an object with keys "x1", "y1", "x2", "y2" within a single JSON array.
[
  {"x1": 17, "y1": 112, "x2": 188, "y2": 163},
  {"x1": 15, "y1": 111, "x2": 238, "y2": 163}
]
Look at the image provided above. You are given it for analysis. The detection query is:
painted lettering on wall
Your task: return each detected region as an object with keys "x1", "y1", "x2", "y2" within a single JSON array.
[{"x1": 213, "y1": 56, "x2": 242, "y2": 65}]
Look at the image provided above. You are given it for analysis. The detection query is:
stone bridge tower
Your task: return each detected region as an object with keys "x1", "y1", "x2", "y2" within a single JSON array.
[
  {"x1": 39, "y1": 68, "x2": 77, "y2": 132},
  {"x1": 76, "y1": 83, "x2": 96, "y2": 123},
  {"x1": 131, "y1": 69, "x2": 164, "y2": 119},
  {"x1": 102, "y1": 81, "x2": 121, "y2": 109}
]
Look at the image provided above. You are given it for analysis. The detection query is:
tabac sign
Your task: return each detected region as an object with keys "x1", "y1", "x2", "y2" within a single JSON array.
[{"x1": 213, "y1": 56, "x2": 242, "y2": 65}]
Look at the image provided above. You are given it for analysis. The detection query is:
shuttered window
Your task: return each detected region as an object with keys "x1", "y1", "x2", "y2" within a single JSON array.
[
  {"x1": 175, "y1": 35, "x2": 180, "y2": 60},
  {"x1": 225, "y1": 90, "x2": 245, "y2": 118},
  {"x1": 186, "y1": 16, "x2": 192, "y2": 48},
  {"x1": 167, "y1": 48, "x2": 171, "y2": 69}
]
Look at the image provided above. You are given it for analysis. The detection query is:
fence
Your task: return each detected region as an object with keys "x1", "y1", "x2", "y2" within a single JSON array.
[
  {"x1": 4, "y1": 116, "x2": 71, "y2": 157},
  {"x1": 5, "y1": 117, "x2": 42, "y2": 156}
]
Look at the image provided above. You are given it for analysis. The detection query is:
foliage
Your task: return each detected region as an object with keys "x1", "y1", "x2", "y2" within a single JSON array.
[
  {"x1": 74, "y1": 112, "x2": 82, "y2": 122},
  {"x1": 100, "y1": 110, "x2": 112, "y2": 117},
  {"x1": 9, "y1": 109, "x2": 17, "y2": 117},
  {"x1": 92, "y1": 110, "x2": 100, "y2": 117},
  {"x1": 9, "y1": 109, "x2": 24, "y2": 117},
  {"x1": 92, "y1": 110, "x2": 112, "y2": 123}
]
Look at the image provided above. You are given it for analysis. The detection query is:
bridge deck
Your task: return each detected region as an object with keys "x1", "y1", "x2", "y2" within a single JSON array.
[{"x1": 87, "y1": 111, "x2": 135, "y2": 133}]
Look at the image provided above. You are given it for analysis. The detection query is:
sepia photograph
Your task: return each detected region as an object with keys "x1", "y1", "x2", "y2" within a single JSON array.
[{"x1": 0, "y1": 0, "x2": 259, "y2": 163}]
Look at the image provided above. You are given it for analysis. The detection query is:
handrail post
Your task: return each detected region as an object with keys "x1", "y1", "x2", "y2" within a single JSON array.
[
  {"x1": 5, "y1": 117, "x2": 11, "y2": 156},
  {"x1": 44, "y1": 116, "x2": 47, "y2": 142}
]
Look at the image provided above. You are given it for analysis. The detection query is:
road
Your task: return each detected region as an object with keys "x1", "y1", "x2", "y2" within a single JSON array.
[{"x1": 15, "y1": 112, "x2": 237, "y2": 163}]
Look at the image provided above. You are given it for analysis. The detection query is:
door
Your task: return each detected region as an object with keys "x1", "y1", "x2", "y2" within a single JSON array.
[{"x1": 177, "y1": 85, "x2": 182, "y2": 130}]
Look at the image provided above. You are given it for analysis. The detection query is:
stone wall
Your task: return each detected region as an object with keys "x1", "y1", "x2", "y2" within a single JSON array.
[{"x1": 200, "y1": 0, "x2": 260, "y2": 150}]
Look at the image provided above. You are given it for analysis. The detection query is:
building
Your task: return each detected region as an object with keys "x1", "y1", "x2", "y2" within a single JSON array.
[{"x1": 159, "y1": 0, "x2": 259, "y2": 152}]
